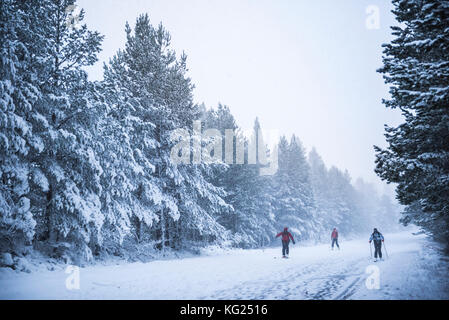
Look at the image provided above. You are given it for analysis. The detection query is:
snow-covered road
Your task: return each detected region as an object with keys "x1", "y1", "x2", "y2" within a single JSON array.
[{"x1": 1, "y1": 230, "x2": 448, "y2": 299}]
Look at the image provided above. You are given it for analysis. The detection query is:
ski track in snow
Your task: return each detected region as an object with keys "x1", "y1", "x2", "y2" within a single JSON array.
[
  {"x1": 1, "y1": 230, "x2": 448, "y2": 300},
  {"x1": 201, "y1": 251, "x2": 368, "y2": 300}
]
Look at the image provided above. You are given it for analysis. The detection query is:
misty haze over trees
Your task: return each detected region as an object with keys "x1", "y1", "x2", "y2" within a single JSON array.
[{"x1": 4, "y1": 0, "x2": 440, "y2": 269}]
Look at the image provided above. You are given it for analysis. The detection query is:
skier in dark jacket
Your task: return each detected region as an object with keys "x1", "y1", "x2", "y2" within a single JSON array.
[
  {"x1": 276, "y1": 227, "x2": 295, "y2": 258},
  {"x1": 331, "y1": 228, "x2": 340, "y2": 250},
  {"x1": 369, "y1": 228, "x2": 384, "y2": 261}
]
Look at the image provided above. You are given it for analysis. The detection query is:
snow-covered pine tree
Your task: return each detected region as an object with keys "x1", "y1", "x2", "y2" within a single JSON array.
[
  {"x1": 325, "y1": 167, "x2": 361, "y2": 235},
  {"x1": 0, "y1": 0, "x2": 45, "y2": 254},
  {"x1": 104, "y1": 15, "x2": 231, "y2": 253},
  {"x1": 273, "y1": 135, "x2": 317, "y2": 241},
  {"x1": 200, "y1": 104, "x2": 238, "y2": 232},
  {"x1": 18, "y1": 0, "x2": 104, "y2": 261},
  {"x1": 100, "y1": 45, "x2": 162, "y2": 256},
  {"x1": 233, "y1": 118, "x2": 276, "y2": 248},
  {"x1": 308, "y1": 148, "x2": 333, "y2": 239},
  {"x1": 374, "y1": 0, "x2": 449, "y2": 246},
  {"x1": 202, "y1": 110, "x2": 276, "y2": 248},
  {"x1": 1, "y1": 0, "x2": 105, "y2": 261}
]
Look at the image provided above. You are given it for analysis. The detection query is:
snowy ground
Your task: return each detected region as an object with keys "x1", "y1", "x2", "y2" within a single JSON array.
[{"x1": 1, "y1": 230, "x2": 448, "y2": 300}]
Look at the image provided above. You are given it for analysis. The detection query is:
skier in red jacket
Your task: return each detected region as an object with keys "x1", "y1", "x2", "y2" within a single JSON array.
[
  {"x1": 331, "y1": 228, "x2": 340, "y2": 250},
  {"x1": 276, "y1": 227, "x2": 295, "y2": 258}
]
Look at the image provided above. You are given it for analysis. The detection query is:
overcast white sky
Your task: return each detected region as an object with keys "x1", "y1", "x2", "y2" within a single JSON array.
[{"x1": 77, "y1": 0, "x2": 403, "y2": 194}]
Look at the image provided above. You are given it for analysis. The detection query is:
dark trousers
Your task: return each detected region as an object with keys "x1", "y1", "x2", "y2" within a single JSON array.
[
  {"x1": 332, "y1": 238, "x2": 339, "y2": 249},
  {"x1": 374, "y1": 241, "x2": 382, "y2": 258},
  {"x1": 282, "y1": 240, "x2": 289, "y2": 256}
]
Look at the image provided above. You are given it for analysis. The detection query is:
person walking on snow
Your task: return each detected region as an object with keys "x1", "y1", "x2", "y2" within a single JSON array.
[
  {"x1": 369, "y1": 228, "x2": 384, "y2": 261},
  {"x1": 276, "y1": 227, "x2": 295, "y2": 258},
  {"x1": 331, "y1": 228, "x2": 340, "y2": 250}
]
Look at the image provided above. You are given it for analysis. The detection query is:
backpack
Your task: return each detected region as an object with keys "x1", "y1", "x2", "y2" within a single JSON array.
[{"x1": 372, "y1": 232, "x2": 382, "y2": 241}]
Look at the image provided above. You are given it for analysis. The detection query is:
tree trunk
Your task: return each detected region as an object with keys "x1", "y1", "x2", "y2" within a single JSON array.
[
  {"x1": 160, "y1": 209, "x2": 166, "y2": 253},
  {"x1": 46, "y1": 184, "x2": 57, "y2": 243}
]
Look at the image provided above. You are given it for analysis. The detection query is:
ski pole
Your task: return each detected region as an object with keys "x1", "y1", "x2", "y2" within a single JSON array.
[
  {"x1": 383, "y1": 241, "x2": 389, "y2": 259},
  {"x1": 369, "y1": 241, "x2": 372, "y2": 259}
]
